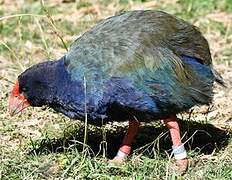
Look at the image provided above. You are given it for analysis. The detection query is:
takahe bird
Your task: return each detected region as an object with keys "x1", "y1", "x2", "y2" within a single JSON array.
[{"x1": 9, "y1": 10, "x2": 225, "y2": 172}]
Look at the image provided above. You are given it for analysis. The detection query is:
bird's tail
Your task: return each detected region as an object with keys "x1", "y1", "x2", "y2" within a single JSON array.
[{"x1": 211, "y1": 66, "x2": 227, "y2": 87}]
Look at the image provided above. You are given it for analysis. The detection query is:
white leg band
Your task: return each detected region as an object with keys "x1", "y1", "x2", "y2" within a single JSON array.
[
  {"x1": 116, "y1": 150, "x2": 128, "y2": 159},
  {"x1": 172, "y1": 144, "x2": 187, "y2": 160}
]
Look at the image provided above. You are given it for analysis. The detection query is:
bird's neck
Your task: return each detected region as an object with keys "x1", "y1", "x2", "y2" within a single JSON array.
[{"x1": 48, "y1": 58, "x2": 105, "y2": 120}]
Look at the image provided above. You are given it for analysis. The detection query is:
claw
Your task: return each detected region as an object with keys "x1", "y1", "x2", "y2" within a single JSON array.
[
  {"x1": 108, "y1": 156, "x2": 126, "y2": 166},
  {"x1": 170, "y1": 158, "x2": 189, "y2": 175}
]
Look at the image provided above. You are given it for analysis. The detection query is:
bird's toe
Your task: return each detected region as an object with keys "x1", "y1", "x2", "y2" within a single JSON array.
[
  {"x1": 108, "y1": 156, "x2": 127, "y2": 166},
  {"x1": 170, "y1": 158, "x2": 189, "y2": 175}
]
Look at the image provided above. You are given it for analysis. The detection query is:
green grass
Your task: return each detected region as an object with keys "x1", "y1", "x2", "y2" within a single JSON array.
[{"x1": 0, "y1": 0, "x2": 232, "y2": 179}]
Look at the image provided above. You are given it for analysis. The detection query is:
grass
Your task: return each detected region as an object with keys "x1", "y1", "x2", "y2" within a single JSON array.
[{"x1": 0, "y1": 0, "x2": 232, "y2": 179}]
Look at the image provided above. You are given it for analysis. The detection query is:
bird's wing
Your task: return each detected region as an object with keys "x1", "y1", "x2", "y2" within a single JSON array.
[
  {"x1": 64, "y1": 32, "x2": 190, "y2": 101},
  {"x1": 64, "y1": 10, "x2": 213, "y2": 109},
  {"x1": 67, "y1": 10, "x2": 212, "y2": 67}
]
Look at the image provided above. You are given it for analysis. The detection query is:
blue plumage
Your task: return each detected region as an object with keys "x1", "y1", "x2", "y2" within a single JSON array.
[
  {"x1": 18, "y1": 54, "x2": 215, "y2": 124},
  {"x1": 17, "y1": 10, "x2": 224, "y2": 124}
]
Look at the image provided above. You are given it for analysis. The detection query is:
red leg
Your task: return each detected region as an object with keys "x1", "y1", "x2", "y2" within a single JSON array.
[
  {"x1": 109, "y1": 120, "x2": 140, "y2": 164},
  {"x1": 163, "y1": 115, "x2": 182, "y2": 147},
  {"x1": 163, "y1": 115, "x2": 188, "y2": 173}
]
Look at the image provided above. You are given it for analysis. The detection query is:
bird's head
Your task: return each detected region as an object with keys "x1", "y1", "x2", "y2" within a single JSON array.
[
  {"x1": 8, "y1": 60, "x2": 65, "y2": 116},
  {"x1": 8, "y1": 58, "x2": 85, "y2": 118}
]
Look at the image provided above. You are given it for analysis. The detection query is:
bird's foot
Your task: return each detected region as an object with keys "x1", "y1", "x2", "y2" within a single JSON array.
[
  {"x1": 108, "y1": 150, "x2": 129, "y2": 166},
  {"x1": 170, "y1": 158, "x2": 189, "y2": 175},
  {"x1": 108, "y1": 156, "x2": 126, "y2": 166}
]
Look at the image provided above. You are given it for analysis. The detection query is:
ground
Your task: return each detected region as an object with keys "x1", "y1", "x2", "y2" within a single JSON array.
[{"x1": 0, "y1": 0, "x2": 232, "y2": 179}]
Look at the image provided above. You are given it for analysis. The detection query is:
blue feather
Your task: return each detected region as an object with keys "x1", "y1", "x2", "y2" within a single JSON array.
[{"x1": 17, "y1": 10, "x2": 222, "y2": 124}]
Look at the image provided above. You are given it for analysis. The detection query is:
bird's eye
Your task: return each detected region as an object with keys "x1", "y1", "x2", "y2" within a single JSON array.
[{"x1": 21, "y1": 87, "x2": 27, "y2": 92}]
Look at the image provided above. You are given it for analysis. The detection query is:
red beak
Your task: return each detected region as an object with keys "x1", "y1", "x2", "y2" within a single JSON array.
[{"x1": 8, "y1": 80, "x2": 30, "y2": 116}]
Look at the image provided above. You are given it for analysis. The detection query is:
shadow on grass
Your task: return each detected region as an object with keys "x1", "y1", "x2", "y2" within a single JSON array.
[{"x1": 29, "y1": 120, "x2": 231, "y2": 159}]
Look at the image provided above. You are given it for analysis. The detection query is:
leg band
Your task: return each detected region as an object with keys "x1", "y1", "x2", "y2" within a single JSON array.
[
  {"x1": 172, "y1": 144, "x2": 187, "y2": 160},
  {"x1": 116, "y1": 150, "x2": 128, "y2": 159}
]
